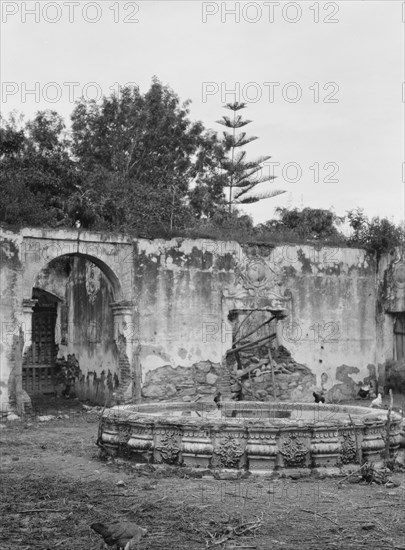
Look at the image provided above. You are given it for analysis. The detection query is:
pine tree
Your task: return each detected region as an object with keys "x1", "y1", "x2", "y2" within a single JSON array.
[{"x1": 216, "y1": 102, "x2": 285, "y2": 213}]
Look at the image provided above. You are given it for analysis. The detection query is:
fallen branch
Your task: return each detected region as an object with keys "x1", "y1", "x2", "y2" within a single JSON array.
[
  {"x1": 337, "y1": 463, "x2": 368, "y2": 486},
  {"x1": 299, "y1": 508, "x2": 340, "y2": 526},
  {"x1": 357, "y1": 504, "x2": 398, "y2": 510},
  {"x1": 227, "y1": 546, "x2": 257, "y2": 549},
  {"x1": 4, "y1": 509, "x2": 65, "y2": 514},
  {"x1": 205, "y1": 515, "x2": 263, "y2": 548},
  {"x1": 362, "y1": 462, "x2": 390, "y2": 484},
  {"x1": 225, "y1": 492, "x2": 253, "y2": 501},
  {"x1": 54, "y1": 538, "x2": 71, "y2": 547}
]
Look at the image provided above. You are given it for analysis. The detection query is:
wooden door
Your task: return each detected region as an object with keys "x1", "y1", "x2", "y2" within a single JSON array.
[
  {"x1": 394, "y1": 313, "x2": 405, "y2": 360},
  {"x1": 23, "y1": 298, "x2": 57, "y2": 395}
]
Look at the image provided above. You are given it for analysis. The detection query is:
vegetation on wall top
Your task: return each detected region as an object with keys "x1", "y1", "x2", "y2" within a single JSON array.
[{"x1": 0, "y1": 79, "x2": 403, "y2": 255}]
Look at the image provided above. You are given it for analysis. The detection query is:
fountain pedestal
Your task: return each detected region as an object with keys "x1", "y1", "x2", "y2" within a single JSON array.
[{"x1": 97, "y1": 402, "x2": 402, "y2": 474}]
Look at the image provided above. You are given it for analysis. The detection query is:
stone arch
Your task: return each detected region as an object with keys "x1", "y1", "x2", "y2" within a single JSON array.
[
  {"x1": 20, "y1": 252, "x2": 135, "y2": 404},
  {"x1": 20, "y1": 230, "x2": 134, "y2": 305},
  {"x1": 28, "y1": 252, "x2": 124, "y2": 304}
]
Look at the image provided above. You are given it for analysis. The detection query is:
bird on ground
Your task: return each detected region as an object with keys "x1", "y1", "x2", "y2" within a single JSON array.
[
  {"x1": 358, "y1": 386, "x2": 370, "y2": 399},
  {"x1": 91, "y1": 521, "x2": 147, "y2": 549},
  {"x1": 358, "y1": 382, "x2": 374, "y2": 399},
  {"x1": 370, "y1": 393, "x2": 383, "y2": 408},
  {"x1": 313, "y1": 391, "x2": 325, "y2": 404},
  {"x1": 214, "y1": 391, "x2": 222, "y2": 409}
]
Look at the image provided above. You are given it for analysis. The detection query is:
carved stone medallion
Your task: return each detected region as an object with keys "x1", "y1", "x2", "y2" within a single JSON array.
[
  {"x1": 214, "y1": 434, "x2": 244, "y2": 468},
  {"x1": 280, "y1": 434, "x2": 308, "y2": 467},
  {"x1": 340, "y1": 432, "x2": 357, "y2": 464},
  {"x1": 117, "y1": 425, "x2": 132, "y2": 445},
  {"x1": 224, "y1": 256, "x2": 291, "y2": 311},
  {"x1": 155, "y1": 430, "x2": 181, "y2": 464}
]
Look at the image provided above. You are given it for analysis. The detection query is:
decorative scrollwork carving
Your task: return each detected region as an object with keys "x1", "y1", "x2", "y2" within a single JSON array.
[
  {"x1": 155, "y1": 431, "x2": 181, "y2": 464},
  {"x1": 281, "y1": 434, "x2": 308, "y2": 467},
  {"x1": 223, "y1": 256, "x2": 291, "y2": 311},
  {"x1": 340, "y1": 432, "x2": 357, "y2": 464},
  {"x1": 235, "y1": 258, "x2": 271, "y2": 290},
  {"x1": 117, "y1": 425, "x2": 132, "y2": 445},
  {"x1": 214, "y1": 434, "x2": 244, "y2": 468}
]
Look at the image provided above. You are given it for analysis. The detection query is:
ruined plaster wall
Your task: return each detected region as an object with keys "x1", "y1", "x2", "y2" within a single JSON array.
[
  {"x1": 34, "y1": 257, "x2": 70, "y2": 301},
  {"x1": 33, "y1": 258, "x2": 70, "y2": 356},
  {"x1": 133, "y1": 239, "x2": 235, "y2": 377},
  {"x1": 0, "y1": 227, "x2": 127, "y2": 411},
  {"x1": 132, "y1": 239, "x2": 380, "y2": 401},
  {"x1": 0, "y1": 232, "x2": 24, "y2": 412},
  {"x1": 375, "y1": 248, "x2": 405, "y2": 386},
  {"x1": 378, "y1": 248, "x2": 405, "y2": 315},
  {"x1": 269, "y1": 245, "x2": 378, "y2": 399},
  {"x1": 1, "y1": 227, "x2": 400, "y2": 409},
  {"x1": 33, "y1": 255, "x2": 117, "y2": 376},
  {"x1": 63, "y1": 256, "x2": 117, "y2": 376}
]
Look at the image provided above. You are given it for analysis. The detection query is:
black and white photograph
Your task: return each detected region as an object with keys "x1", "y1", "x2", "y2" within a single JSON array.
[{"x1": 1, "y1": 1, "x2": 404, "y2": 549}]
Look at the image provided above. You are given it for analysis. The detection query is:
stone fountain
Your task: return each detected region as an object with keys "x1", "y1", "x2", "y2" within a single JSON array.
[{"x1": 97, "y1": 401, "x2": 403, "y2": 473}]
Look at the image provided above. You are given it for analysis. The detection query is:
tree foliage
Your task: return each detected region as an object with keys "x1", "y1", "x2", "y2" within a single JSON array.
[
  {"x1": 0, "y1": 80, "x2": 220, "y2": 232},
  {"x1": 3, "y1": 79, "x2": 400, "y2": 254},
  {"x1": 70, "y1": 79, "x2": 209, "y2": 232},
  {"x1": 215, "y1": 102, "x2": 285, "y2": 212},
  {"x1": 188, "y1": 130, "x2": 228, "y2": 220},
  {"x1": 347, "y1": 208, "x2": 404, "y2": 257},
  {"x1": 0, "y1": 111, "x2": 78, "y2": 227},
  {"x1": 256, "y1": 207, "x2": 345, "y2": 241}
]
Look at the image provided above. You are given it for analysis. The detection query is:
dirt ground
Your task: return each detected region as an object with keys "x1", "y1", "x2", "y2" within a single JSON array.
[{"x1": 1, "y1": 398, "x2": 404, "y2": 550}]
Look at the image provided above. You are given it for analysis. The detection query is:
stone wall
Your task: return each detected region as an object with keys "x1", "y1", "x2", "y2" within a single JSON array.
[
  {"x1": 376, "y1": 247, "x2": 405, "y2": 387},
  {"x1": 0, "y1": 228, "x2": 134, "y2": 412},
  {"x1": 141, "y1": 360, "x2": 221, "y2": 402},
  {"x1": 132, "y1": 240, "x2": 381, "y2": 402},
  {"x1": 229, "y1": 345, "x2": 317, "y2": 402},
  {"x1": 0, "y1": 232, "x2": 24, "y2": 413},
  {"x1": 270, "y1": 244, "x2": 379, "y2": 400},
  {"x1": 0, "y1": 227, "x2": 403, "y2": 412}
]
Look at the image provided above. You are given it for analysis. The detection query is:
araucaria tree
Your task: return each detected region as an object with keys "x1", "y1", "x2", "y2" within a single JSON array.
[{"x1": 216, "y1": 102, "x2": 285, "y2": 213}]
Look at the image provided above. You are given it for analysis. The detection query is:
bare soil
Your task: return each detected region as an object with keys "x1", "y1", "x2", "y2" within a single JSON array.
[{"x1": 1, "y1": 398, "x2": 404, "y2": 550}]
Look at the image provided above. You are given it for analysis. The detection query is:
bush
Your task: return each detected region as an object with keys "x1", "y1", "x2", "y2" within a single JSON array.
[
  {"x1": 347, "y1": 208, "x2": 404, "y2": 258},
  {"x1": 55, "y1": 354, "x2": 81, "y2": 397},
  {"x1": 384, "y1": 359, "x2": 405, "y2": 393}
]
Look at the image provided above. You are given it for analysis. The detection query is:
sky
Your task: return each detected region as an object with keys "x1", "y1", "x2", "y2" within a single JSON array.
[{"x1": 1, "y1": 0, "x2": 404, "y2": 225}]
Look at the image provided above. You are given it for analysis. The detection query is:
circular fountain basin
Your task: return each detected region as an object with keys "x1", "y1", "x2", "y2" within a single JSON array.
[{"x1": 98, "y1": 401, "x2": 402, "y2": 473}]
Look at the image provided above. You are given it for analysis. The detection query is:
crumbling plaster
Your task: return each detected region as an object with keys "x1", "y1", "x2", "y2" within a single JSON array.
[
  {"x1": 134, "y1": 239, "x2": 381, "y2": 397},
  {"x1": 0, "y1": 227, "x2": 403, "y2": 411}
]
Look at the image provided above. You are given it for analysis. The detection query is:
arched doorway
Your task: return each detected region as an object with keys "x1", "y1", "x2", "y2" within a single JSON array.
[{"x1": 22, "y1": 253, "x2": 135, "y2": 403}]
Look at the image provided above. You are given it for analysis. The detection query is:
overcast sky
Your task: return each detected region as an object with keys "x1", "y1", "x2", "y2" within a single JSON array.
[{"x1": 1, "y1": 0, "x2": 404, "y2": 224}]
